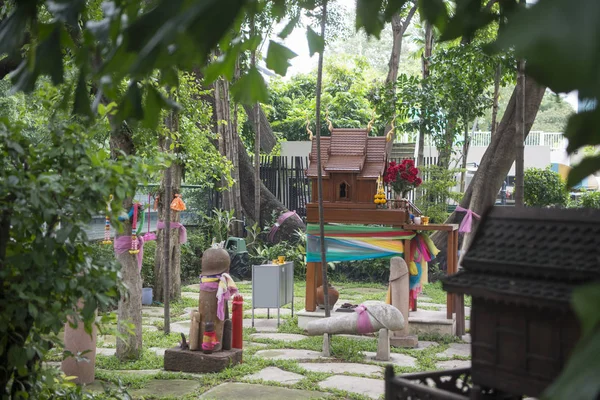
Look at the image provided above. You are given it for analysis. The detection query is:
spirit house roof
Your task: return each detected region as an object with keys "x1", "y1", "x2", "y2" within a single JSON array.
[{"x1": 306, "y1": 128, "x2": 390, "y2": 179}]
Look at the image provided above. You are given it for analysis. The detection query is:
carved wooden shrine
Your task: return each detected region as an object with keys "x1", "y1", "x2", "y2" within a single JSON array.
[
  {"x1": 304, "y1": 127, "x2": 461, "y2": 334},
  {"x1": 385, "y1": 207, "x2": 600, "y2": 399}
]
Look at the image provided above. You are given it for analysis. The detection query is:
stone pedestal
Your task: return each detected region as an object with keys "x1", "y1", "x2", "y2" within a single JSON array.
[{"x1": 164, "y1": 348, "x2": 242, "y2": 374}]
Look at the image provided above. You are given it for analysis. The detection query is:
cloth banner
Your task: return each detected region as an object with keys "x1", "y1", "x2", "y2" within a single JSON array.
[{"x1": 306, "y1": 224, "x2": 439, "y2": 290}]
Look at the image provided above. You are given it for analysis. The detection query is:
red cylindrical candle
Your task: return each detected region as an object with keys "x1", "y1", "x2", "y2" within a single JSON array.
[{"x1": 232, "y1": 294, "x2": 244, "y2": 350}]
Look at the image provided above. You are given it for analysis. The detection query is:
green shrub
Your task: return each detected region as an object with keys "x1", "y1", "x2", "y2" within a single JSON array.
[
  {"x1": 416, "y1": 165, "x2": 463, "y2": 224},
  {"x1": 330, "y1": 258, "x2": 391, "y2": 283},
  {"x1": 524, "y1": 167, "x2": 569, "y2": 207},
  {"x1": 581, "y1": 191, "x2": 600, "y2": 208}
]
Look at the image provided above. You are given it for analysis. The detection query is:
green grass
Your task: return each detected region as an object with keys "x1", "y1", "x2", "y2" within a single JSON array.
[{"x1": 422, "y1": 281, "x2": 471, "y2": 306}]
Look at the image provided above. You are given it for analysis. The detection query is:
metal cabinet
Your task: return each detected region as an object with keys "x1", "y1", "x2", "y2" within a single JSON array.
[{"x1": 251, "y1": 262, "x2": 294, "y2": 327}]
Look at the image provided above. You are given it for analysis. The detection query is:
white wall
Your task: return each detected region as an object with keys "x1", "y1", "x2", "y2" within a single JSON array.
[{"x1": 280, "y1": 141, "x2": 312, "y2": 159}]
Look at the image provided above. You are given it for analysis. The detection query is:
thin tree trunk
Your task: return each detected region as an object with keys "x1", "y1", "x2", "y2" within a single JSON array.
[
  {"x1": 111, "y1": 122, "x2": 142, "y2": 361},
  {"x1": 515, "y1": 58, "x2": 526, "y2": 207},
  {"x1": 315, "y1": 0, "x2": 330, "y2": 318},
  {"x1": 251, "y1": 17, "x2": 261, "y2": 228},
  {"x1": 417, "y1": 21, "x2": 433, "y2": 200},
  {"x1": 491, "y1": 64, "x2": 501, "y2": 136},
  {"x1": 431, "y1": 79, "x2": 545, "y2": 271},
  {"x1": 437, "y1": 119, "x2": 455, "y2": 169},
  {"x1": 243, "y1": 104, "x2": 276, "y2": 153},
  {"x1": 459, "y1": 118, "x2": 470, "y2": 192}
]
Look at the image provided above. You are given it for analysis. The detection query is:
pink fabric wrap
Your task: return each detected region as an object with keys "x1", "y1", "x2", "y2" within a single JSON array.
[
  {"x1": 455, "y1": 206, "x2": 481, "y2": 233},
  {"x1": 156, "y1": 221, "x2": 187, "y2": 243},
  {"x1": 268, "y1": 211, "x2": 301, "y2": 242},
  {"x1": 355, "y1": 304, "x2": 374, "y2": 334},
  {"x1": 199, "y1": 282, "x2": 219, "y2": 291},
  {"x1": 113, "y1": 235, "x2": 145, "y2": 272}
]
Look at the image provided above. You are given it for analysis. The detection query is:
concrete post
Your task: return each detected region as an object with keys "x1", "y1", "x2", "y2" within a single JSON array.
[{"x1": 61, "y1": 302, "x2": 97, "y2": 384}]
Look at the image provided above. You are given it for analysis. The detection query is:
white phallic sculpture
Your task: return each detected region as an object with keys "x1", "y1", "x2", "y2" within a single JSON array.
[
  {"x1": 388, "y1": 257, "x2": 418, "y2": 348},
  {"x1": 305, "y1": 301, "x2": 404, "y2": 361}
]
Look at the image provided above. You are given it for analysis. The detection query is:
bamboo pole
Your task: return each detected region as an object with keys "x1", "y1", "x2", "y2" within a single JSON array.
[{"x1": 315, "y1": 0, "x2": 330, "y2": 318}]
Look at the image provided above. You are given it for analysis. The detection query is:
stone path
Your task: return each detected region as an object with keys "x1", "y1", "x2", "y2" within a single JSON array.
[{"x1": 86, "y1": 283, "x2": 472, "y2": 399}]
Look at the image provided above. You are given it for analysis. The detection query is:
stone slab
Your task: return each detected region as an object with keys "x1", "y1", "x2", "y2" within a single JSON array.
[
  {"x1": 164, "y1": 348, "x2": 242, "y2": 373},
  {"x1": 364, "y1": 352, "x2": 417, "y2": 368},
  {"x1": 141, "y1": 306, "x2": 165, "y2": 317},
  {"x1": 390, "y1": 335, "x2": 418, "y2": 348},
  {"x1": 200, "y1": 383, "x2": 328, "y2": 399},
  {"x1": 250, "y1": 333, "x2": 308, "y2": 343},
  {"x1": 243, "y1": 318, "x2": 278, "y2": 332},
  {"x1": 95, "y1": 348, "x2": 116, "y2": 356},
  {"x1": 129, "y1": 379, "x2": 199, "y2": 398},
  {"x1": 319, "y1": 375, "x2": 384, "y2": 399},
  {"x1": 170, "y1": 320, "x2": 191, "y2": 334},
  {"x1": 408, "y1": 309, "x2": 455, "y2": 336},
  {"x1": 142, "y1": 325, "x2": 159, "y2": 332},
  {"x1": 245, "y1": 367, "x2": 304, "y2": 385},
  {"x1": 244, "y1": 341, "x2": 268, "y2": 348},
  {"x1": 254, "y1": 349, "x2": 330, "y2": 361},
  {"x1": 411, "y1": 341, "x2": 439, "y2": 351},
  {"x1": 149, "y1": 347, "x2": 169, "y2": 357},
  {"x1": 245, "y1": 308, "x2": 292, "y2": 317},
  {"x1": 96, "y1": 369, "x2": 161, "y2": 376},
  {"x1": 436, "y1": 359, "x2": 472, "y2": 370},
  {"x1": 438, "y1": 343, "x2": 471, "y2": 358},
  {"x1": 299, "y1": 362, "x2": 382, "y2": 376},
  {"x1": 462, "y1": 334, "x2": 471, "y2": 343}
]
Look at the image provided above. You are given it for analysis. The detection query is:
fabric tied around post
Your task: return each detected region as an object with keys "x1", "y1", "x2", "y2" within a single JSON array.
[
  {"x1": 199, "y1": 274, "x2": 238, "y2": 321},
  {"x1": 156, "y1": 221, "x2": 187, "y2": 244},
  {"x1": 455, "y1": 206, "x2": 481, "y2": 233},
  {"x1": 268, "y1": 211, "x2": 301, "y2": 242},
  {"x1": 114, "y1": 235, "x2": 145, "y2": 272},
  {"x1": 355, "y1": 304, "x2": 374, "y2": 334}
]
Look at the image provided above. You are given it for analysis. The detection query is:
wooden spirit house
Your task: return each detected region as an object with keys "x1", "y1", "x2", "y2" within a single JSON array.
[
  {"x1": 305, "y1": 128, "x2": 409, "y2": 225},
  {"x1": 384, "y1": 207, "x2": 600, "y2": 399}
]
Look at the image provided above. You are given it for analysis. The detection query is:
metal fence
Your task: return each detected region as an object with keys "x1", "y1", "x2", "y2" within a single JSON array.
[{"x1": 471, "y1": 131, "x2": 566, "y2": 149}]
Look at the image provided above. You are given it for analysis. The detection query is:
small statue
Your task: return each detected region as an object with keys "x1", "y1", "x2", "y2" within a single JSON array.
[
  {"x1": 189, "y1": 244, "x2": 238, "y2": 352},
  {"x1": 179, "y1": 333, "x2": 189, "y2": 350}
]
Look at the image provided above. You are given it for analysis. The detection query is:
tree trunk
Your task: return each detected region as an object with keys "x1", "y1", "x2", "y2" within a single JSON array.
[
  {"x1": 385, "y1": 4, "x2": 417, "y2": 135},
  {"x1": 459, "y1": 119, "x2": 470, "y2": 192},
  {"x1": 110, "y1": 122, "x2": 142, "y2": 361},
  {"x1": 490, "y1": 64, "x2": 501, "y2": 136},
  {"x1": 418, "y1": 21, "x2": 433, "y2": 170},
  {"x1": 514, "y1": 59, "x2": 526, "y2": 207},
  {"x1": 431, "y1": 79, "x2": 545, "y2": 271},
  {"x1": 153, "y1": 160, "x2": 183, "y2": 303},
  {"x1": 243, "y1": 104, "x2": 277, "y2": 153},
  {"x1": 437, "y1": 119, "x2": 455, "y2": 169},
  {"x1": 237, "y1": 135, "x2": 305, "y2": 240}
]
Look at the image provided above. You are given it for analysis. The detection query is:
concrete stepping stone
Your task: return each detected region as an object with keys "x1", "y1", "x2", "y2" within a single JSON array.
[
  {"x1": 96, "y1": 369, "x2": 161, "y2": 376},
  {"x1": 250, "y1": 333, "x2": 308, "y2": 343},
  {"x1": 142, "y1": 306, "x2": 165, "y2": 317},
  {"x1": 436, "y1": 359, "x2": 471, "y2": 370},
  {"x1": 243, "y1": 318, "x2": 278, "y2": 332},
  {"x1": 364, "y1": 352, "x2": 417, "y2": 368},
  {"x1": 149, "y1": 347, "x2": 169, "y2": 357},
  {"x1": 244, "y1": 341, "x2": 268, "y2": 348},
  {"x1": 319, "y1": 375, "x2": 384, "y2": 399},
  {"x1": 410, "y1": 340, "x2": 438, "y2": 351},
  {"x1": 142, "y1": 325, "x2": 159, "y2": 332},
  {"x1": 438, "y1": 343, "x2": 471, "y2": 358},
  {"x1": 170, "y1": 320, "x2": 191, "y2": 334},
  {"x1": 245, "y1": 308, "x2": 292, "y2": 317},
  {"x1": 462, "y1": 334, "x2": 471, "y2": 343},
  {"x1": 97, "y1": 335, "x2": 116, "y2": 347},
  {"x1": 299, "y1": 362, "x2": 382, "y2": 377},
  {"x1": 255, "y1": 349, "x2": 330, "y2": 361},
  {"x1": 142, "y1": 317, "x2": 164, "y2": 325},
  {"x1": 200, "y1": 382, "x2": 328, "y2": 399},
  {"x1": 96, "y1": 348, "x2": 116, "y2": 356},
  {"x1": 245, "y1": 367, "x2": 304, "y2": 385},
  {"x1": 129, "y1": 379, "x2": 199, "y2": 398}
]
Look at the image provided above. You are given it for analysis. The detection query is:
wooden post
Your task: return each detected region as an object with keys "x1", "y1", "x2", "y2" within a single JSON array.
[{"x1": 446, "y1": 229, "x2": 455, "y2": 319}]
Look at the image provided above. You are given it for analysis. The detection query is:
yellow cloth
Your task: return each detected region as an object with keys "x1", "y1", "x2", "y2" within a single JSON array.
[
  {"x1": 420, "y1": 261, "x2": 428, "y2": 285},
  {"x1": 409, "y1": 261, "x2": 418, "y2": 276},
  {"x1": 385, "y1": 284, "x2": 392, "y2": 305},
  {"x1": 201, "y1": 277, "x2": 220, "y2": 283}
]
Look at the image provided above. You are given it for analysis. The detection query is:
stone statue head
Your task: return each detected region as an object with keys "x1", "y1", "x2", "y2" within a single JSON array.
[{"x1": 201, "y1": 247, "x2": 231, "y2": 276}]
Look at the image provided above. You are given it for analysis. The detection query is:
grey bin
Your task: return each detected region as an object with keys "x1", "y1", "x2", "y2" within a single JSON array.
[
  {"x1": 142, "y1": 288, "x2": 153, "y2": 305},
  {"x1": 251, "y1": 262, "x2": 294, "y2": 327}
]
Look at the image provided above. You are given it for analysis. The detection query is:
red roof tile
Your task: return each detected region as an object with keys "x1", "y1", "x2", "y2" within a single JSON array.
[
  {"x1": 324, "y1": 155, "x2": 364, "y2": 172},
  {"x1": 306, "y1": 138, "x2": 330, "y2": 177}
]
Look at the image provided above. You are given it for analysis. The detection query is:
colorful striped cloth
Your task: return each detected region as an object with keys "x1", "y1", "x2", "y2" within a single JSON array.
[{"x1": 306, "y1": 224, "x2": 439, "y2": 290}]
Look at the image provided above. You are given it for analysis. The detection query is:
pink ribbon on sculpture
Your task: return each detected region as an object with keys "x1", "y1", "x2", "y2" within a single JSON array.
[
  {"x1": 455, "y1": 206, "x2": 481, "y2": 233},
  {"x1": 355, "y1": 304, "x2": 374, "y2": 334},
  {"x1": 268, "y1": 211, "x2": 301, "y2": 242},
  {"x1": 156, "y1": 221, "x2": 187, "y2": 243},
  {"x1": 114, "y1": 235, "x2": 145, "y2": 272}
]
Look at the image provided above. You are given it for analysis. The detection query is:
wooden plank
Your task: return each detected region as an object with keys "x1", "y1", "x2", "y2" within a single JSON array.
[
  {"x1": 446, "y1": 229, "x2": 456, "y2": 319},
  {"x1": 455, "y1": 293, "x2": 465, "y2": 337},
  {"x1": 306, "y1": 205, "x2": 409, "y2": 225},
  {"x1": 305, "y1": 262, "x2": 323, "y2": 312},
  {"x1": 401, "y1": 223, "x2": 459, "y2": 232}
]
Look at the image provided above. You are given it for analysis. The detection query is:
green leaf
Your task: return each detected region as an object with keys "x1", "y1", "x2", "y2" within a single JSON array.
[
  {"x1": 567, "y1": 155, "x2": 600, "y2": 188},
  {"x1": 230, "y1": 67, "x2": 268, "y2": 105},
  {"x1": 572, "y1": 283, "x2": 600, "y2": 337},
  {"x1": 355, "y1": 0, "x2": 385, "y2": 38},
  {"x1": 418, "y1": 0, "x2": 448, "y2": 31},
  {"x1": 278, "y1": 14, "x2": 299, "y2": 39},
  {"x1": 564, "y1": 110, "x2": 600, "y2": 153},
  {"x1": 73, "y1": 68, "x2": 93, "y2": 119},
  {"x1": 265, "y1": 41, "x2": 297, "y2": 76},
  {"x1": 306, "y1": 26, "x2": 324, "y2": 57}
]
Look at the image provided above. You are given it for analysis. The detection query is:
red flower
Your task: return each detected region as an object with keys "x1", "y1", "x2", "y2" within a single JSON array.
[
  {"x1": 400, "y1": 171, "x2": 410, "y2": 180},
  {"x1": 404, "y1": 159, "x2": 415, "y2": 168},
  {"x1": 406, "y1": 174, "x2": 416, "y2": 183},
  {"x1": 415, "y1": 177, "x2": 423, "y2": 186},
  {"x1": 397, "y1": 163, "x2": 406, "y2": 172},
  {"x1": 409, "y1": 167, "x2": 419, "y2": 176}
]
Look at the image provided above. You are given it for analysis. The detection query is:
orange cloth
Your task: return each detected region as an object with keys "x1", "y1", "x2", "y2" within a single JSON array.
[{"x1": 170, "y1": 194, "x2": 186, "y2": 211}]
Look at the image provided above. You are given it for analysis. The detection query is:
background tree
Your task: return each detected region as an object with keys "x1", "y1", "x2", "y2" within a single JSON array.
[{"x1": 523, "y1": 167, "x2": 569, "y2": 207}]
